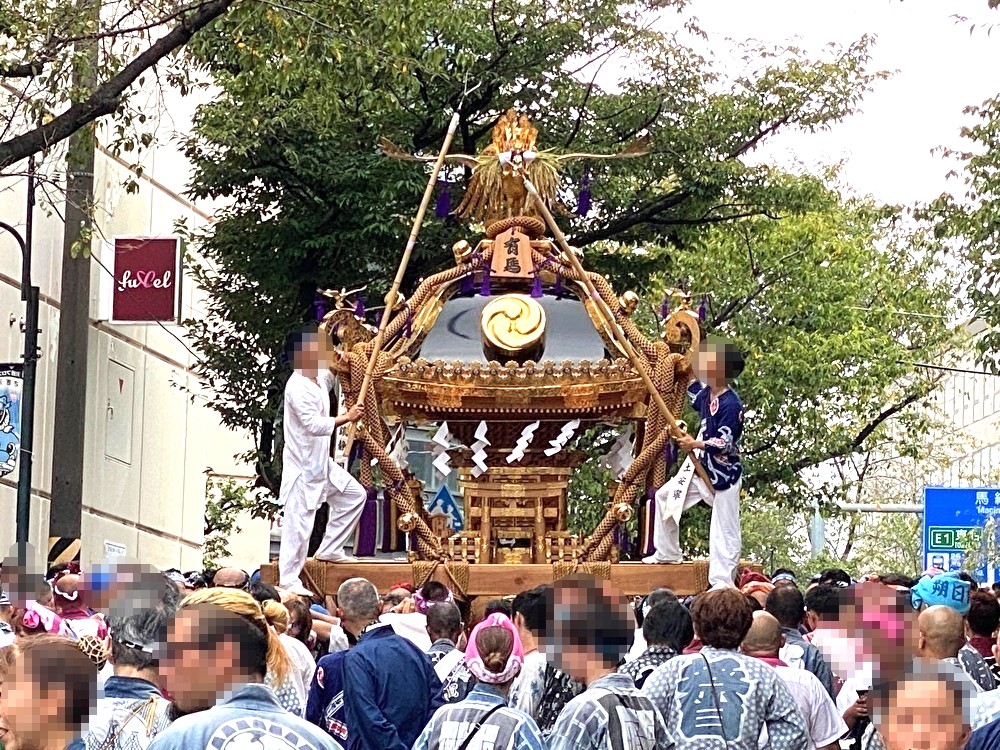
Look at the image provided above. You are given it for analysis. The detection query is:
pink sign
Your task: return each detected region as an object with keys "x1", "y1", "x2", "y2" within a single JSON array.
[{"x1": 111, "y1": 237, "x2": 180, "y2": 323}]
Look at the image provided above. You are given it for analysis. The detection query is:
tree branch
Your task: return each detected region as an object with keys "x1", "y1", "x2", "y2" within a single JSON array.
[
  {"x1": 0, "y1": 61, "x2": 46, "y2": 78},
  {"x1": 0, "y1": 0, "x2": 236, "y2": 171},
  {"x1": 570, "y1": 189, "x2": 689, "y2": 246},
  {"x1": 748, "y1": 386, "x2": 929, "y2": 488}
]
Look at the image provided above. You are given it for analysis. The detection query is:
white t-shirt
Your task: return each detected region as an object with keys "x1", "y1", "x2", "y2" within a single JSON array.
[
  {"x1": 280, "y1": 632, "x2": 317, "y2": 693},
  {"x1": 775, "y1": 665, "x2": 848, "y2": 749}
]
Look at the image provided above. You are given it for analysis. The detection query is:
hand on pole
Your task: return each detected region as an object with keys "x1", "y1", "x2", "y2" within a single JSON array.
[
  {"x1": 675, "y1": 433, "x2": 703, "y2": 452},
  {"x1": 345, "y1": 403, "x2": 364, "y2": 423}
]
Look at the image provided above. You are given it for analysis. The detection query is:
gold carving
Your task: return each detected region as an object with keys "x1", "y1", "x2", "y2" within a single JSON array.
[
  {"x1": 481, "y1": 294, "x2": 546, "y2": 361},
  {"x1": 618, "y1": 291, "x2": 639, "y2": 316},
  {"x1": 452, "y1": 240, "x2": 473, "y2": 264}
]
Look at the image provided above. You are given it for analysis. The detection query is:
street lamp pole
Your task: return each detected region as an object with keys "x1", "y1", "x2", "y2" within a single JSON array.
[{"x1": 0, "y1": 156, "x2": 40, "y2": 549}]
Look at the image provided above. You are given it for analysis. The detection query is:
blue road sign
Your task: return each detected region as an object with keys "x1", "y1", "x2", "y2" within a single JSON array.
[
  {"x1": 426, "y1": 484, "x2": 463, "y2": 531},
  {"x1": 923, "y1": 486, "x2": 1000, "y2": 585}
]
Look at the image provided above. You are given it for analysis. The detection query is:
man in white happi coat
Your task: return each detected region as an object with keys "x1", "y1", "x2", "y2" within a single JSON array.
[{"x1": 278, "y1": 325, "x2": 366, "y2": 590}]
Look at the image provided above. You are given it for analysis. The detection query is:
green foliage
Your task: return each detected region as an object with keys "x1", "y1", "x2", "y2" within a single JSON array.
[
  {"x1": 930, "y1": 95, "x2": 1000, "y2": 371},
  {"x1": 202, "y1": 478, "x2": 257, "y2": 568},
  {"x1": 182, "y1": 0, "x2": 958, "y2": 526}
]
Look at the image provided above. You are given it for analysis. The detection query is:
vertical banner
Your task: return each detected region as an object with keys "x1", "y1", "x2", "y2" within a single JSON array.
[{"x1": 0, "y1": 364, "x2": 23, "y2": 480}]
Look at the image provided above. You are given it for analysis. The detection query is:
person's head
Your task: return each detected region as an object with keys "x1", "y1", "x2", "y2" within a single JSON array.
[
  {"x1": 414, "y1": 581, "x2": 453, "y2": 614},
  {"x1": 642, "y1": 601, "x2": 693, "y2": 653},
  {"x1": 465, "y1": 613, "x2": 524, "y2": 691},
  {"x1": 770, "y1": 568, "x2": 798, "y2": 588},
  {"x1": 967, "y1": 589, "x2": 1000, "y2": 639},
  {"x1": 741, "y1": 582, "x2": 773, "y2": 610},
  {"x1": 285, "y1": 323, "x2": 328, "y2": 373},
  {"x1": 380, "y1": 589, "x2": 410, "y2": 614},
  {"x1": 261, "y1": 600, "x2": 291, "y2": 636},
  {"x1": 159, "y1": 588, "x2": 291, "y2": 713},
  {"x1": 209, "y1": 568, "x2": 251, "y2": 591},
  {"x1": 803, "y1": 583, "x2": 843, "y2": 630},
  {"x1": 871, "y1": 659, "x2": 972, "y2": 750},
  {"x1": 548, "y1": 576, "x2": 632, "y2": 684},
  {"x1": 878, "y1": 572, "x2": 915, "y2": 590},
  {"x1": 484, "y1": 598, "x2": 513, "y2": 619},
  {"x1": 107, "y1": 574, "x2": 181, "y2": 682},
  {"x1": 1, "y1": 635, "x2": 97, "y2": 749},
  {"x1": 337, "y1": 578, "x2": 380, "y2": 636},
  {"x1": 741, "y1": 611, "x2": 784, "y2": 658},
  {"x1": 765, "y1": 585, "x2": 806, "y2": 630},
  {"x1": 50, "y1": 572, "x2": 86, "y2": 614},
  {"x1": 911, "y1": 573, "x2": 972, "y2": 616},
  {"x1": 426, "y1": 602, "x2": 463, "y2": 644},
  {"x1": 693, "y1": 339, "x2": 744, "y2": 388},
  {"x1": 284, "y1": 597, "x2": 313, "y2": 646},
  {"x1": 634, "y1": 588, "x2": 678, "y2": 628},
  {"x1": 511, "y1": 585, "x2": 552, "y2": 642},
  {"x1": 248, "y1": 580, "x2": 281, "y2": 605},
  {"x1": 691, "y1": 589, "x2": 754, "y2": 650},
  {"x1": 917, "y1": 605, "x2": 966, "y2": 661}
]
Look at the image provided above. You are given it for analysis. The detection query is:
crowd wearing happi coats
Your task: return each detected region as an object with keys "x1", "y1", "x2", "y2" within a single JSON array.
[{"x1": 4, "y1": 560, "x2": 1000, "y2": 750}]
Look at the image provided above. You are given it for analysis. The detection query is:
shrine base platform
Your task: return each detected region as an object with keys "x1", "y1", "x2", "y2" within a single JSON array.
[{"x1": 259, "y1": 559, "x2": 762, "y2": 601}]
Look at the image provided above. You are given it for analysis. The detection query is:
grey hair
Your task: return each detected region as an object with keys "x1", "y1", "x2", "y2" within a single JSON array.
[
  {"x1": 108, "y1": 574, "x2": 182, "y2": 670},
  {"x1": 871, "y1": 658, "x2": 975, "y2": 728},
  {"x1": 338, "y1": 578, "x2": 380, "y2": 621},
  {"x1": 426, "y1": 602, "x2": 461, "y2": 639}
]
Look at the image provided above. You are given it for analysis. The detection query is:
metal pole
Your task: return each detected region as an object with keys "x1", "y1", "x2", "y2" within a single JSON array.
[
  {"x1": 0, "y1": 158, "x2": 38, "y2": 552},
  {"x1": 17, "y1": 156, "x2": 38, "y2": 548}
]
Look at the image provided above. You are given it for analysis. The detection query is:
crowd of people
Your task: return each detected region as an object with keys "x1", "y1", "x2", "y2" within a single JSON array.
[{"x1": 3, "y1": 561, "x2": 1000, "y2": 749}]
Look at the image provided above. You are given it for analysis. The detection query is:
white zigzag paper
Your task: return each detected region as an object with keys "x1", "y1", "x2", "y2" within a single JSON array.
[
  {"x1": 507, "y1": 420, "x2": 540, "y2": 464},
  {"x1": 432, "y1": 421, "x2": 455, "y2": 477},
  {"x1": 470, "y1": 421, "x2": 490, "y2": 477},
  {"x1": 543, "y1": 419, "x2": 580, "y2": 457}
]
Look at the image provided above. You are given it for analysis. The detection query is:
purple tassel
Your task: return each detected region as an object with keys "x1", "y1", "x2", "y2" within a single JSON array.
[
  {"x1": 354, "y1": 486, "x2": 378, "y2": 557},
  {"x1": 435, "y1": 181, "x2": 451, "y2": 219},
  {"x1": 354, "y1": 297, "x2": 366, "y2": 318},
  {"x1": 312, "y1": 298, "x2": 327, "y2": 322},
  {"x1": 480, "y1": 269, "x2": 491, "y2": 297},
  {"x1": 660, "y1": 297, "x2": 670, "y2": 320},
  {"x1": 531, "y1": 271, "x2": 543, "y2": 298},
  {"x1": 403, "y1": 310, "x2": 412, "y2": 338},
  {"x1": 577, "y1": 166, "x2": 592, "y2": 217},
  {"x1": 460, "y1": 272, "x2": 475, "y2": 295},
  {"x1": 665, "y1": 440, "x2": 676, "y2": 465},
  {"x1": 698, "y1": 295, "x2": 707, "y2": 322},
  {"x1": 554, "y1": 274, "x2": 563, "y2": 298}
]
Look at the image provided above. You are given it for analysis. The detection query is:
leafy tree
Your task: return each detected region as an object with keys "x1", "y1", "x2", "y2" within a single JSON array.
[
  {"x1": 0, "y1": 0, "x2": 239, "y2": 174},
  {"x1": 183, "y1": 0, "x2": 958, "y2": 529}
]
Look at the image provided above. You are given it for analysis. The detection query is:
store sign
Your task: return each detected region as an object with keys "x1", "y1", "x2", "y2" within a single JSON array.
[
  {"x1": 111, "y1": 237, "x2": 181, "y2": 323},
  {"x1": 103, "y1": 540, "x2": 127, "y2": 558}
]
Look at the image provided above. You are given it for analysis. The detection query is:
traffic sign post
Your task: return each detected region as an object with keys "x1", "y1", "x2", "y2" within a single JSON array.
[{"x1": 923, "y1": 486, "x2": 1000, "y2": 584}]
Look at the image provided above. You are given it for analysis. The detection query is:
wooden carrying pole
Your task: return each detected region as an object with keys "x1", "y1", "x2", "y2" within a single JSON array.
[
  {"x1": 522, "y1": 176, "x2": 716, "y2": 493},
  {"x1": 342, "y1": 111, "x2": 463, "y2": 462}
]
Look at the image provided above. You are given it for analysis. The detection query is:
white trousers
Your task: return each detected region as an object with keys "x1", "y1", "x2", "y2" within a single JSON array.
[
  {"x1": 652, "y1": 461, "x2": 742, "y2": 589},
  {"x1": 278, "y1": 473, "x2": 367, "y2": 588}
]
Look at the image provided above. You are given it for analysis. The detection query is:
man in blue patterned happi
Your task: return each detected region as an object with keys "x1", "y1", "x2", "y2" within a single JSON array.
[
  {"x1": 643, "y1": 340, "x2": 745, "y2": 589},
  {"x1": 546, "y1": 575, "x2": 670, "y2": 750},
  {"x1": 643, "y1": 588, "x2": 807, "y2": 749}
]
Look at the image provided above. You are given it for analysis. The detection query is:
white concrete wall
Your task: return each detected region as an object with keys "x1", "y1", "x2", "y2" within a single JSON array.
[{"x1": 0, "y1": 91, "x2": 269, "y2": 573}]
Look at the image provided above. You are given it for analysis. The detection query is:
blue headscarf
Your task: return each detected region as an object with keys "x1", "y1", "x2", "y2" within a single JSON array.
[{"x1": 910, "y1": 571, "x2": 971, "y2": 615}]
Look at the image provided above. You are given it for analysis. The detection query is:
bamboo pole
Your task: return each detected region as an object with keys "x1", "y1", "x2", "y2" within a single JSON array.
[
  {"x1": 521, "y1": 175, "x2": 716, "y2": 493},
  {"x1": 341, "y1": 111, "x2": 463, "y2": 462}
]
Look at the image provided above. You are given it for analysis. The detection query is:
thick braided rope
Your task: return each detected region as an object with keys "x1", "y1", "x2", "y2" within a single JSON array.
[
  {"x1": 581, "y1": 427, "x2": 670, "y2": 561},
  {"x1": 485, "y1": 216, "x2": 546, "y2": 239},
  {"x1": 643, "y1": 343, "x2": 687, "y2": 489},
  {"x1": 359, "y1": 429, "x2": 445, "y2": 560}
]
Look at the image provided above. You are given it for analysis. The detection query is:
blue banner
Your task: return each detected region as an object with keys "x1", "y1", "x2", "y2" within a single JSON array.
[{"x1": 0, "y1": 364, "x2": 22, "y2": 479}]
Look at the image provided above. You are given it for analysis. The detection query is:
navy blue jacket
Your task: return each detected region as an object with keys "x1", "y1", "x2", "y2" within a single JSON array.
[
  {"x1": 307, "y1": 651, "x2": 349, "y2": 741},
  {"x1": 690, "y1": 381, "x2": 744, "y2": 490},
  {"x1": 967, "y1": 716, "x2": 1000, "y2": 750},
  {"x1": 343, "y1": 624, "x2": 444, "y2": 750}
]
